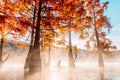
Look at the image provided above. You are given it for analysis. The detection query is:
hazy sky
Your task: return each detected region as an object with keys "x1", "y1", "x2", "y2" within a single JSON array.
[{"x1": 73, "y1": 0, "x2": 120, "y2": 50}]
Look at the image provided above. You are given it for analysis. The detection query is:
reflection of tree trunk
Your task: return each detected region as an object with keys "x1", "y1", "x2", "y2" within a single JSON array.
[
  {"x1": 29, "y1": 0, "x2": 42, "y2": 73},
  {"x1": 68, "y1": 31, "x2": 74, "y2": 67},
  {"x1": 47, "y1": 46, "x2": 51, "y2": 67},
  {"x1": 0, "y1": 38, "x2": 3, "y2": 67}
]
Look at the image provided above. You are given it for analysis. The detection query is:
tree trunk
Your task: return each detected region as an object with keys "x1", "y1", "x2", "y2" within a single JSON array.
[
  {"x1": 0, "y1": 20, "x2": 5, "y2": 67},
  {"x1": 29, "y1": 0, "x2": 42, "y2": 73},
  {"x1": 98, "y1": 49, "x2": 104, "y2": 80},
  {"x1": 68, "y1": 31, "x2": 74, "y2": 67},
  {"x1": 93, "y1": 6, "x2": 104, "y2": 80},
  {"x1": 24, "y1": 7, "x2": 36, "y2": 71},
  {"x1": 24, "y1": 45, "x2": 33, "y2": 73},
  {"x1": 94, "y1": 19, "x2": 104, "y2": 80},
  {"x1": 94, "y1": 18, "x2": 104, "y2": 80},
  {"x1": 0, "y1": 38, "x2": 3, "y2": 67}
]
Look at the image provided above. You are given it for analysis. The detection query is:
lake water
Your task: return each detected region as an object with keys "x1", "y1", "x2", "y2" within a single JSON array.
[{"x1": 0, "y1": 63, "x2": 120, "y2": 80}]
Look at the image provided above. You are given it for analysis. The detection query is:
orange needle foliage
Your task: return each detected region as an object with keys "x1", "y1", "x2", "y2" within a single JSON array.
[
  {"x1": 0, "y1": 0, "x2": 116, "y2": 53},
  {"x1": 84, "y1": 0, "x2": 116, "y2": 54}
]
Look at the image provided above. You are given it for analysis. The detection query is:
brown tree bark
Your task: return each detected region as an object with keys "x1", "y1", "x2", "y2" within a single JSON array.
[
  {"x1": 68, "y1": 31, "x2": 74, "y2": 67},
  {"x1": 93, "y1": 6, "x2": 104, "y2": 80},
  {"x1": 98, "y1": 49, "x2": 104, "y2": 80},
  {"x1": 24, "y1": 6, "x2": 36, "y2": 71},
  {"x1": 29, "y1": 0, "x2": 42, "y2": 72},
  {"x1": 0, "y1": 38, "x2": 3, "y2": 67}
]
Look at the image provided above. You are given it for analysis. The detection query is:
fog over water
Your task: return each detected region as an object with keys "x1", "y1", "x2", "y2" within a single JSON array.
[{"x1": 0, "y1": 45, "x2": 120, "y2": 80}]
